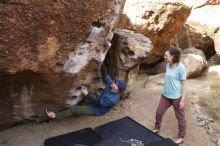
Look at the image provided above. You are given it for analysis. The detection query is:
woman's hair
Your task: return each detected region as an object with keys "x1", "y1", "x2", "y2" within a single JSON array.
[{"x1": 167, "y1": 47, "x2": 181, "y2": 63}]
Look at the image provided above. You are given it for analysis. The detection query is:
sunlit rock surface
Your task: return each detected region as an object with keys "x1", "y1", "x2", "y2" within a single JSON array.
[
  {"x1": 202, "y1": 54, "x2": 220, "y2": 76},
  {"x1": 215, "y1": 30, "x2": 220, "y2": 55},
  {"x1": 104, "y1": 29, "x2": 153, "y2": 85},
  {"x1": 0, "y1": 0, "x2": 126, "y2": 130},
  {"x1": 143, "y1": 47, "x2": 207, "y2": 78},
  {"x1": 0, "y1": 0, "x2": 125, "y2": 76},
  {"x1": 184, "y1": 0, "x2": 220, "y2": 53},
  {"x1": 187, "y1": 4, "x2": 220, "y2": 27},
  {"x1": 117, "y1": 0, "x2": 191, "y2": 64},
  {"x1": 181, "y1": 47, "x2": 207, "y2": 78},
  {"x1": 0, "y1": 0, "x2": 218, "y2": 131},
  {"x1": 171, "y1": 24, "x2": 215, "y2": 58}
]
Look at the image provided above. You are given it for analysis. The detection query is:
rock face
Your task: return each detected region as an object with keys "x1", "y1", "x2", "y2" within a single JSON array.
[
  {"x1": 202, "y1": 54, "x2": 220, "y2": 76},
  {"x1": 143, "y1": 61, "x2": 167, "y2": 75},
  {"x1": 171, "y1": 24, "x2": 215, "y2": 58},
  {"x1": 117, "y1": 0, "x2": 191, "y2": 64},
  {"x1": 0, "y1": 0, "x2": 217, "y2": 131},
  {"x1": 187, "y1": 3, "x2": 220, "y2": 28},
  {"x1": 194, "y1": 0, "x2": 220, "y2": 8},
  {"x1": 143, "y1": 48, "x2": 207, "y2": 78},
  {"x1": 0, "y1": 0, "x2": 125, "y2": 76},
  {"x1": 104, "y1": 29, "x2": 153, "y2": 85},
  {"x1": 0, "y1": 0, "x2": 126, "y2": 130},
  {"x1": 181, "y1": 47, "x2": 207, "y2": 78},
  {"x1": 202, "y1": 65, "x2": 220, "y2": 76},
  {"x1": 0, "y1": 71, "x2": 74, "y2": 130},
  {"x1": 215, "y1": 30, "x2": 220, "y2": 55}
]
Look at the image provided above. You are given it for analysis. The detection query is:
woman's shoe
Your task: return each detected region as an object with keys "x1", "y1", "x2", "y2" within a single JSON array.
[
  {"x1": 152, "y1": 129, "x2": 159, "y2": 133},
  {"x1": 174, "y1": 138, "x2": 184, "y2": 144}
]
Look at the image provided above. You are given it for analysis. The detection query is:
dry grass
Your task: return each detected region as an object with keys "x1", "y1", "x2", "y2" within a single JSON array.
[{"x1": 199, "y1": 83, "x2": 220, "y2": 120}]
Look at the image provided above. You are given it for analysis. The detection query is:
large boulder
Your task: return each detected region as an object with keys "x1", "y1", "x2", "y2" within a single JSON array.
[
  {"x1": 202, "y1": 54, "x2": 220, "y2": 76},
  {"x1": 0, "y1": 0, "x2": 125, "y2": 77},
  {"x1": 187, "y1": 1, "x2": 220, "y2": 27},
  {"x1": 104, "y1": 29, "x2": 153, "y2": 85},
  {"x1": 170, "y1": 1, "x2": 220, "y2": 59},
  {"x1": 185, "y1": 0, "x2": 220, "y2": 48},
  {"x1": 142, "y1": 61, "x2": 167, "y2": 75},
  {"x1": 143, "y1": 47, "x2": 207, "y2": 78},
  {"x1": 171, "y1": 24, "x2": 215, "y2": 58},
  {"x1": 214, "y1": 30, "x2": 220, "y2": 55},
  {"x1": 117, "y1": 0, "x2": 191, "y2": 64},
  {"x1": 144, "y1": 73, "x2": 165, "y2": 89},
  {"x1": 202, "y1": 65, "x2": 220, "y2": 76},
  {"x1": 0, "y1": 71, "x2": 74, "y2": 130},
  {"x1": 181, "y1": 47, "x2": 207, "y2": 78},
  {"x1": 0, "y1": 0, "x2": 126, "y2": 130},
  {"x1": 194, "y1": 0, "x2": 220, "y2": 9}
]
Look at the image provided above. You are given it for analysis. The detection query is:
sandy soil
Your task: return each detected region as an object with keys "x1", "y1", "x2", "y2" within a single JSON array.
[{"x1": 0, "y1": 74, "x2": 215, "y2": 146}]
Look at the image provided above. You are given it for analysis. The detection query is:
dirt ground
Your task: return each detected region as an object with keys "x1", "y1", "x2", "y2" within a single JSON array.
[{"x1": 0, "y1": 74, "x2": 216, "y2": 146}]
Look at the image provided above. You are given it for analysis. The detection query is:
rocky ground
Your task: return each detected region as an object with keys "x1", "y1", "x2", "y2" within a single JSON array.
[{"x1": 0, "y1": 73, "x2": 218, "y2": 146}]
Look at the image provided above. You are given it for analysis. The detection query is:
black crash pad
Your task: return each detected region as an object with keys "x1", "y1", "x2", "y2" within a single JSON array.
[
  {"x1": 145, "y1": 138, "x2": 178, "y2": 146},
  {"x1": 94, "y1": 117, "x2": 164, "y2": 146},
  {"x1": 44, "y1": 128, "x2": 101, "y2": 146},
  {"x1": 44, "y1": 117, "x2": 178, "y2": 146}
]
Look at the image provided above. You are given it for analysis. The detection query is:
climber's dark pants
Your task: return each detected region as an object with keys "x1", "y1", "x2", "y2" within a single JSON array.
[{"x1": 56, "y1": 93, "x2": 99, "y2": 121}]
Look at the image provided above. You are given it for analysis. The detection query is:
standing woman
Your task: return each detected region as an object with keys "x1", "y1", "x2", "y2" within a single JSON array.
[{"x1": 153, "y1": 48, "x2": 186, "y2": 144}]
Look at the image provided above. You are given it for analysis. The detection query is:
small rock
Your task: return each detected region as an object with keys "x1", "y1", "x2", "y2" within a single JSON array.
[
  {"x1": 197, "y1": 120, "x2": 206, "y2": 127},
  {"x1": 207, "y1": 129, "x2": 215, "y2": 135},
  {"x1": 210, "y1": 134, "x2": 220, "y2": 143},
  {"x1": 211, "y1": 123, "x2": 220, "y2": 133},
  {"x1": 210, "y1": 137, "x2": 218, "y2": 143}
]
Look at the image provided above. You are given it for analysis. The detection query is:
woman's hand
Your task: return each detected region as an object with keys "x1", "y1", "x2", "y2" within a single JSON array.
[{"x1": 179, "y1": 99, "x2": 185, "y2": 109}]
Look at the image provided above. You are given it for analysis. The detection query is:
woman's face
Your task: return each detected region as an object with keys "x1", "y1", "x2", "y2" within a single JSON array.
[{"x1": 164, "y1": 51, "x2": 173, "y2": 63}]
